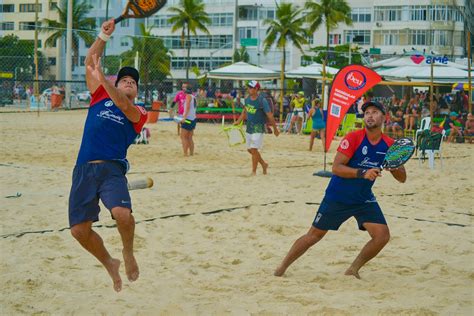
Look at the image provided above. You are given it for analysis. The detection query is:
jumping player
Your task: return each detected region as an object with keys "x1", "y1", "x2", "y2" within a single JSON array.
[
  {"x1": 68, "y1": 19, "x2": 148, "y2": 292},
  {"x1": 274, "y1": 101, "x2": 407, "y2": 278}
]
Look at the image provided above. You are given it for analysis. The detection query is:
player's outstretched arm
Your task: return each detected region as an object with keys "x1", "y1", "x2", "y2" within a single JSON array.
[{"x1": 85, "y1": 19, "x2": 115, "y2": 93}]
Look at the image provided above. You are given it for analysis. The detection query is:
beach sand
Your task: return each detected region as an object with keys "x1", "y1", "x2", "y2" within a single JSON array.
[{"x1": 1, "y1": 110, "x2": 472, "y2": 315}]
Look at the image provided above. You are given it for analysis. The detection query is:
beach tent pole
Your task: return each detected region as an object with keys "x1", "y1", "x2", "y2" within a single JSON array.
[
  {"x1": 314, "y1": 59, "x2": 332, "y2": 178},
  {"x1": 430, "y1": 58, "x2": 434, "y2": 121},
  {"x1": 468, "y1": 31, "x2": 472, "y2": 114}
]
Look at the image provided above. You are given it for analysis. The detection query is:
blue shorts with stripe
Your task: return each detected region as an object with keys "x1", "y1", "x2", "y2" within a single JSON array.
[
  {"x1": 181, "y1": 119, "x2": 196, "y2": 131},
  {"x1": 312, "y1": 198, "x2": 387, "y2": 231},
  {"x1": 68, "y1": 161, "x2": 131, "y2": 227}
]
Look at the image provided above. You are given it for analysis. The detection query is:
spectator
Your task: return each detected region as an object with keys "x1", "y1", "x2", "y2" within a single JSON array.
[
  {"x1": 443, "y1": 112, "x2": 462, "y2": 143},
  {"x1": 464, "y1": 113, "x2": 474, "y2": 143},
  {"x1": 287, "y1": 91, "x2": 306, "y2": 134}
]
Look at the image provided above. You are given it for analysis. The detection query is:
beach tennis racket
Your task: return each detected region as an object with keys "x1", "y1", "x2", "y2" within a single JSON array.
[
  {"x1": 380, "y1": 137, "x2": 415, "y2": 169},
  {"x1": 114, "y1": 0, "x2": 167, "y2": 24}
]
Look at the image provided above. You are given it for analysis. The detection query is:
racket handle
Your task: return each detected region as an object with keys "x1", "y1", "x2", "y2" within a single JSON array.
[
  {"x1": 114, "y1": 16, "x2": 125, "y2": 24},
  {"x1": 128, "y1": 177, "x2": 154, "y2": 190}
]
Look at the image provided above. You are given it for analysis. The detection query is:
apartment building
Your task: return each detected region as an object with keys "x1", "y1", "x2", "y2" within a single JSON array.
[
  {"x1": 2, "y1": 0, "x2": 469, "y2": 80},
  {"x1": 0, "y1": 0, "x2": 60, "y2": 80},
  {"x1": 149, "y1": 0, "x2": 468, "y2": 79}
]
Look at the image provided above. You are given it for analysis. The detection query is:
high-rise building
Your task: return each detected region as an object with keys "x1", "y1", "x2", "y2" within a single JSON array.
[
  {"x1": 3, "y1": 0, "x2": 467, "y2": 81},
  {"x1": 0, "y1": 0, "x2": 60, "y2": 80},
  {"x1": 149, "y1": 0, "x2": 468, "y2": 79}
]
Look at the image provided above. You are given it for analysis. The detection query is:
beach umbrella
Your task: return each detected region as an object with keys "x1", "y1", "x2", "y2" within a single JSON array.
[
  {"x1": 206, "y1": 61, "x2": 279, "y2": 80},
  {"x1": 452, "y1": 83, "x2": 473, "y2": 91},
  {"x1": 286, "y1": 62, "x2": 339, "y2": 79}
]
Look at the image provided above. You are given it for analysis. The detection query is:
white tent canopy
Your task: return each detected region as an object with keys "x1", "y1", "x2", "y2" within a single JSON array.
[
  {"x1": 371, "y1": 55, "x2": 467, "y2": 70},
  {"x1": 377, "y1": 66, "x2": 469, "y2": 83},
  {"x1": 206, "y1": 61, "x2": 279, "y2": 80},
  {"x1": 286, "y1": 63, "x2": 339, "y2": 79}
]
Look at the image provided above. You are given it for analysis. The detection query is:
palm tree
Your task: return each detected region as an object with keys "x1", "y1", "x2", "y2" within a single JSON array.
[
  {"x1": 121, "y1": 24, "x2": 171, "y2": 105},
  {"x1": 41, "y1": 0, "x2": 96, "y2": 68},
  {"x1": 305, "y1": 0, "x2": 352, "y2": 64},
  {"x1": 233, "y1": 46, "x2": 250, "y2": 63},
  {"x1": 168, "y1": 0, "x2": 211, "y2": 80},
  {"x1": 263, "y1": 2, "x2": 308, "y2": 123}
]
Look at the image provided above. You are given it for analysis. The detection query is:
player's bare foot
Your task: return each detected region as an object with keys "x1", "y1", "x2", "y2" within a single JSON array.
[
  {"x1": 123, "y1": 250, "x2": 139, "y2": 282},
  {"x1": 105, "y1": 258, "x2": 122, "y2": 292},
  {"x1": 274, "y1": 266, "x2": 286, "y2": 277},
  {"x1": 262, "y1": 162, "x2": 268, "y2": 175},
  {"x1": 344, "y1": 267, "x2": 361, "y2": 279}
]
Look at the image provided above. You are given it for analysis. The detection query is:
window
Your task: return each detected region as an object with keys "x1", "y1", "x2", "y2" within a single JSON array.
[
  {"x1": 304, "y1": 34, "x2": 314, "y2": 45},
  {"x1": 351, "y1": 8, "x2": 371, "y2": 23},
  {"x1": 0, "y1": 4, "x2": 15, "y2": 12},
  {"x1": 48, "y1": 57, "x2": 56, "y2": 66},
  {"x1": 49, "y1": 2, "x2": 57, "y2": 10},
  {"x1": 238, "y1": 27, "x2": 256, "y2": 40},
  {"x1": 410, "y1": 5, "x2": 428, "y2": 21},
  {"x1": 80, "y1": 56, "x2": 86, "y2": 66},
  {"x1": 163, "y1": 35, "x2": 233, "y2": 49},
  {"x1": 374, "y1": 6, "x2": 401, "y2": 21},
  {"x1": 120, "y1": 19, "x2": 130, "y2": 27},
  {"x1": 0, "y1": 22, "x2": 14, "y2": 30},
  {"x1": 239, "y1": 7, "x2": 258, "y2": 20},
  {"x1": 344, "y1": 30, "x2": 370, "y2": 45},
  {"x1": 19, "y1": 21, "x2": 36, "y2": 30},
  {"x1": 382, "y1": 31, "x2": 399, "y2": 45},
  {"x1": 120, "y1": 38, "x2": 129, "y2": 47},
  {"x1": 171, "y1": 56, "x2": 232, "y2": 70},
  {"x1": 411, "y1": 30, "x2": 427, "y2": 45},
  {"x1": 432, "y1": 30, "x2": 449, "y2": 46},
  {"x1": 210, "y1": 13, "x2": 233, "y2": 27},
  {"x1": 19, "y1": 3, "x2": 42, "y2": 12},
  {"x1": 329, "y1": 34, "x2": 341, "y2": 45}
]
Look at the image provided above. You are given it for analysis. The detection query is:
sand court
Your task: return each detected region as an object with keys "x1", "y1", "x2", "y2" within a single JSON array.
[{"x1": 0, "y1": 110, "x2": 472, "y2": 315}]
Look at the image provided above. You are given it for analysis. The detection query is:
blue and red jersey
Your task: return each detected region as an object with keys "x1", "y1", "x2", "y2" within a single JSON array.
[
  {"x1": 324, "y1": 129, "x2": 394, "y2": 204},
  {"x1": 76, "y1": 85, "x2": 147, "y2": 169}
]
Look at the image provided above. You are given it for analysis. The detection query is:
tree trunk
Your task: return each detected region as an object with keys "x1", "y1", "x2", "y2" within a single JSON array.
[
  {"x1": 326, "y1": 24, "x2": 330, "y2": 66},
  {"x1": 186, "y1": 26, "x2": 190, "y2": 80},
  {"x1": 279, "y1": 46, "x2": 286, "y2": 124}
]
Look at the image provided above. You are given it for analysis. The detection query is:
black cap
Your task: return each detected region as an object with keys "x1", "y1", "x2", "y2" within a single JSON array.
[
  {"x1": 361, "y1": 100, "x2": 386, "y2": 114},
  {"x1": 115, "y1": 66, "x2": 139, "y2": 87}
]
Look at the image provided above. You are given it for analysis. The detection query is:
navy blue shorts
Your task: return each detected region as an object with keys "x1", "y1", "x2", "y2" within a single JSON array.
[
  {"x1": 68, "y1": 161, "x2": 131, "y2": 227},
  {"x1": 181, "y1": 119, "x2": 196, "y2": 131},
  {"x1": 312, "y1": 199, "x2": 387, "y2": 231}
]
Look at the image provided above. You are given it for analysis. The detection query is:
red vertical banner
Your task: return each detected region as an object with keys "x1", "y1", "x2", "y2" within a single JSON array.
[{"x1": 325, "y1": 65, "x2": 382, "y2": 152}]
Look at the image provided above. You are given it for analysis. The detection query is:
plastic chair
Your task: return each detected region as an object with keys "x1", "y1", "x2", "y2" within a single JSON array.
[
  {"x1": 337, "y1": 113, "x2": 356, "y2": 136},
  {"x1": 416, "y1": 129, "x2": 445, "y2": 169},
  {"x1": 415, "y1": 117, "x2": 431, "y2": 140}
]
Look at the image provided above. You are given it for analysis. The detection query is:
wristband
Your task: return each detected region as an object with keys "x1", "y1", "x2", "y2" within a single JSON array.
[
  {"x1": 98, "y1": 31, "x2": 110, "y2": 42},
  {"x1": 356, "y1": 169, "x2": 368, "y2": 179}
]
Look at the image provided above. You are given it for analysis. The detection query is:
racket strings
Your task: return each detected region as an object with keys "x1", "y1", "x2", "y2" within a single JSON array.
[{"x1": 130, "y1": 0, "x2": 163, "y2": 16}]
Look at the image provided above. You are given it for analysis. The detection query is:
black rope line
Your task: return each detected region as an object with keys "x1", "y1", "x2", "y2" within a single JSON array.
[
  {"x1": 0, "y1": 200, "x2": 295, "y2": 239},
  {"x1": 1, "y1": 199, "x2": 469, "y2": 239},
  {"x1": 399, "y1": 203, "x2": 473, "y2": 217}
]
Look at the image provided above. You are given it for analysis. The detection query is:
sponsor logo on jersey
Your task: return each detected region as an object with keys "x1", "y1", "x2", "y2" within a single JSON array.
[
  {"x1": 359, "y1": 156, "x2": 380, "y2": 168},
  {"x1": 340, "y1": 139, "x2": 349, "y2": 150},
  {"x1": 104, "y1": 100, "x2": 114, "y2": 107},
  {"x1": 97, "y1": 109, "x2": 124, "y2": 125},
  {"x1": 362, "y1": 145, "x2": 368, "y2": 155}
]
